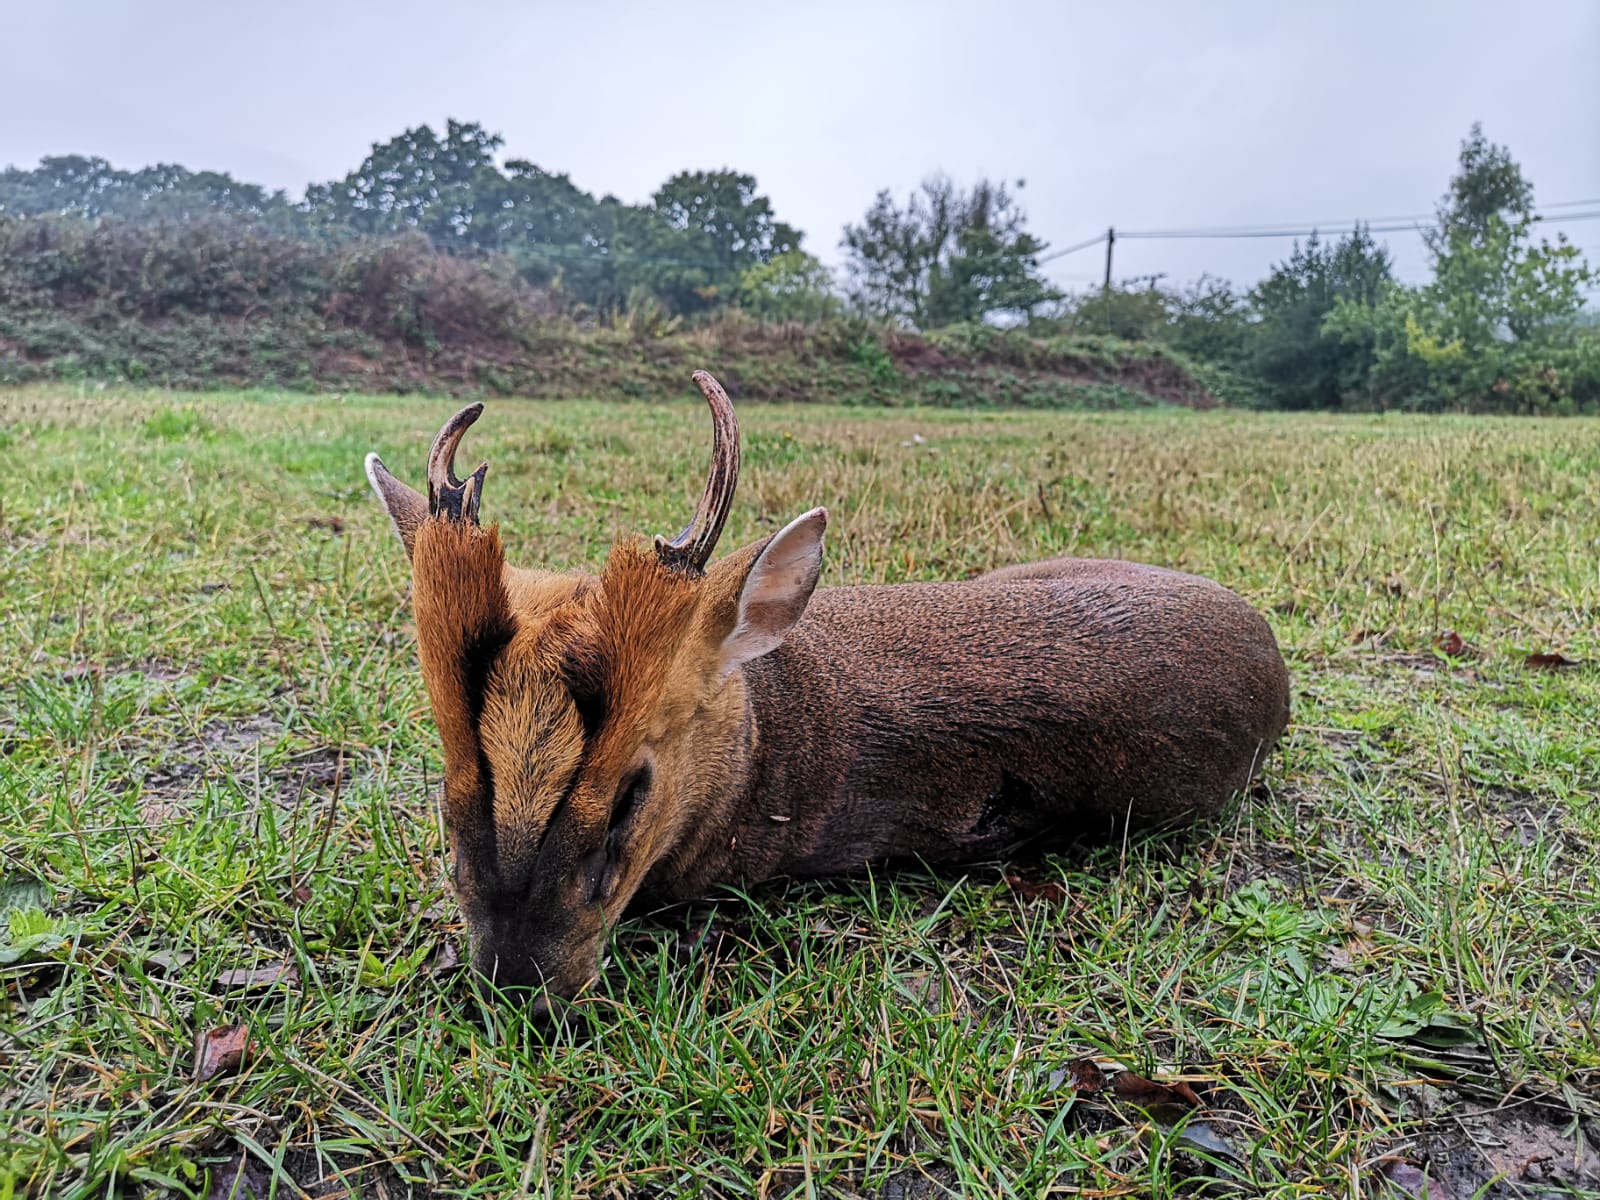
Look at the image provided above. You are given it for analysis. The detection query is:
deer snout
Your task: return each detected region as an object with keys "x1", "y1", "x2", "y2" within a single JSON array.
[
  {"x1": 470, "y1": 943, "x2": 548, "y2": 992},
  {"x1": 467, "y1": 916, "x2": 602, "y2": 1014}
]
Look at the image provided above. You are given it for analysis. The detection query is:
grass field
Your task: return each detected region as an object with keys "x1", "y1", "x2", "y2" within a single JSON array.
[{"x1": 2, "y1": 384, "x2": 1598, "y2": 1199}]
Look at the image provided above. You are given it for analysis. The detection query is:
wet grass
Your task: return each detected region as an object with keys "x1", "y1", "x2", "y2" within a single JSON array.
[{"x1": 2, "y1": 384, "x2": 1598, "y2": 1198}]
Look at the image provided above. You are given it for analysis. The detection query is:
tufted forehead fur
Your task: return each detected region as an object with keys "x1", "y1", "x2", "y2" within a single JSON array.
[{"x1": 411, "y1": 515, "x2": 748, "y2": 877}]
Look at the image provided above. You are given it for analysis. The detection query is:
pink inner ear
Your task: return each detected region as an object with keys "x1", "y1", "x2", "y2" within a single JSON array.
[{"x1": 720, "y1": 509, "x2": 826, "y2": 673}]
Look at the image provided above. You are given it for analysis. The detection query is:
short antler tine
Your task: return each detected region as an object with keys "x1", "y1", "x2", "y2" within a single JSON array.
[
  {"x1": 461, "y1": 461, "x2": 489, "y2": 524},
  {"x1": 656, "y1": 371, "x2": 741, "y2": 574},
  {"x1": 426, "y1": 403, "x2": 487, "y2": 522}
]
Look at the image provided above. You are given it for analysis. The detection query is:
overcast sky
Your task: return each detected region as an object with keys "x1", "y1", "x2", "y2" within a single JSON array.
[{"x1": 4, "y1": 0, "x2": 1597, "y2": 294}]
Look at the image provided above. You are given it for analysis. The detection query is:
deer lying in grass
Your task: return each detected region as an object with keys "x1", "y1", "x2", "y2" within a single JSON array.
[{"x1": 366, "y1": 371, "x2": 1290, "y2": 1008}]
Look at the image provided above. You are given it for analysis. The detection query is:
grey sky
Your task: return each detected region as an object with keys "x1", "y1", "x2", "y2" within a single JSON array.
[{"x1": 4, "y1": 0, "x2": 1597, "y2": 295}]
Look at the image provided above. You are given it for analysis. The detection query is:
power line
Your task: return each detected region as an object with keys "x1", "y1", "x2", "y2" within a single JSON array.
[
  {"x1": 1038, "y1": 200, "x2": 1600, "y2": 259},
  {"x1": 1036, "y1": 232, "x2": 1117, "y2": 264},
  {"x1": 1121, "y1": 209, "x2": 1600, "y2": 240}
]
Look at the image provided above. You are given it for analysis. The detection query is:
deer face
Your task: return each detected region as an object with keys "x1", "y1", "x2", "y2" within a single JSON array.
[{"x1": 365, "y1": 373, "x2": 826, "y2": 1007}]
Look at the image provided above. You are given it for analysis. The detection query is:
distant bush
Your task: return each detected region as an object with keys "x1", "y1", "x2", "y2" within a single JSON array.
[{"x1": 0, "y1": 215, "x2": 559, "y2": 347}]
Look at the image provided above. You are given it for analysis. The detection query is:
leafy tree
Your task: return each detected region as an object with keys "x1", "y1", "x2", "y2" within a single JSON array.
[
  {"x1": 1051, "y1": 276, "x2": 1172, "y2": 341},
  {"x1": 0, "y1": 155, "x2": 292, "y2": 223},
  {"x1": 302, "y1": 120, "x2": 507, "y2": 242},
  {"x1": 631, "y1": 170, "x2": 800, "y2": 314},
  {"x1": 737, "y1": 250, "x2": 840, "y2": 322},
  {"x1": 652, "y1": 170, "x2": 799, "y2": 272},
  {"x1": 1166, "y1": 275, "x2": 1253, "y2": 370},
  {"x1": 1424, "y1": 122, "x2": 1534, "y2": 253},
  {"x1": 1038, "y1": 274, "x2": 1250, "y2": 367},
  {"x1": 1424, "y1": 125, "x2": 1592, "y2": 346},
  {"x1": 584, "y1": 197, "x2": 718, "y2": 316},
  {"x1": 301, "y1": 135, "x2": 806, "y2": 317},
  {"x1": 1331, "y1": 126, "x2": 1596, "y2": 411},
  {"x1": 1249, "y1": 226, "x2": 1392, "y2": 409},
  {"x1": 0, "y1": 155, "x2": 122, "y2": 217},
  {"x1": 842, "y1": 176, "x2": 1060, "y2": 327}
]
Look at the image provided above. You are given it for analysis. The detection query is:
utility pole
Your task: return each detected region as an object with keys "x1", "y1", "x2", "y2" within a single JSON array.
[{"x1": 1102, "y1": 227, "x2": 1115, "y2": 293}]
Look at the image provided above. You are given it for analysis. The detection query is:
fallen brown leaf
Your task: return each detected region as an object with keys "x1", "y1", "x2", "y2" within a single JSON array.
[
  {"x1": 213, "y1": 962, "x2": 298, "y2": 991},
  {"x1": 142, "y1": 949, "x2": 194, "y2": 976},
  {"x1": 428, "y1": 939, "x2": 464, "y2": 974},
  {"x1": 1432, "y1": 630, "x2": 1469, "y2": 657},
  {"x1": 286, "y1": 882, "x2": 313, "y2": 906},
  {"x1": 194, "y1": 1024, "x2": 250, "y2": 1082},
  {"x1": 1112, "y1": 1070, "x2": 1202, "y2": 1113},
  {"x1": 409, "y1": 897, "x2": 453, "y2": 922},
  {"x1": 1004, "y1": 875, "x2": 1069, "y2": 903},
  {"x1": 1065, "y1": 1058, "x2": 1104, "y2": 1094},
  {"x1": 1524, "y1": 651, "x2": 1580, "y2": 671}
]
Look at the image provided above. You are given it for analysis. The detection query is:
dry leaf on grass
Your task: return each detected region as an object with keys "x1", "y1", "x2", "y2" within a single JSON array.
[
  {"x1": 428, "y1": 938, "x2": 464, "y2": 974},
  {"x1": 1524, "y1": 651, "x2": 1580, "y2": 671},
  {"x1": 898, "y1": 969, "x2": 970, "y2": 1014},
  {"x1": 141, "y1": 949, "x2": 194, "y2": 975},
  {"x1": 1047, "y1": 1058, "x2": 1106, "y2": 1095},
  {"x1": 409, "y1": 897, "x2": 453, "y2": 922},
  {"x1": 1004, "y1": 875, "x2": 1069, "y2": 903},
  {"x1": 1112, "y1": 1070, "x2": 1203, "y2": 1115},
  {"x1": 194, "y1": 1025, "x2": 250, "y2": 1082},
  {"x1": 213, "y1": 962, "x2": 298, "y2": 991}
]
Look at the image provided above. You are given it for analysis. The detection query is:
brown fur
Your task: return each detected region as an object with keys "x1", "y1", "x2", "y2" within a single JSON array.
[{"x1": 368, "y1": 404, "x2": 1291, "y2": 1002}]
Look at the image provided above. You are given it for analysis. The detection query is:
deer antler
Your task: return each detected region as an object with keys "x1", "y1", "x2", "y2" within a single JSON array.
[
  {"x1": 656, "y1": 371, "x2": 741, "y2": 575},
  {"x1": 427, "y1": 403, "x2": 490, "y2": 523}
]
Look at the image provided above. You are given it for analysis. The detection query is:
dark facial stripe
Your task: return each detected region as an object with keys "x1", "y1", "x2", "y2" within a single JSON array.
[
  {"x1": 461, "y1": 622, "x2": 516, "y2": 724},
  {"x1": 559, "y1": 644, "x2": 608, "y2": 741}
]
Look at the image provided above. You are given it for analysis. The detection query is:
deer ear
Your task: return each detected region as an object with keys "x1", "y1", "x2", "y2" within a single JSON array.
[
  {"x1": 719, "y1": 508, "x2": 827, "y2": 675},
  {"x1": 365, "y1": 452, "x2": 428, "y2": 560}
]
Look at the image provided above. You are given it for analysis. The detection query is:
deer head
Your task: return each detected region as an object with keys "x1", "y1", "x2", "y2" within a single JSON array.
[{"x1": 365, "y1": 372, "x2": 826, "y2": 1004}]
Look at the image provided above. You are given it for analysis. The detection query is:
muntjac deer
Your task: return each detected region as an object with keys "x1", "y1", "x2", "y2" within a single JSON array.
[{"x1": 366, "y1": 372, "x2": 1290, "y2": 1007}]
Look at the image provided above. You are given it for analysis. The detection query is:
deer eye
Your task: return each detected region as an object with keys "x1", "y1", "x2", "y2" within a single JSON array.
[
  {"x1": 593, "y1": 765, "x2": 650, "y2": 905},
  {"x1": 610, "y1": 765, "x2": 651, "y2": 834}
]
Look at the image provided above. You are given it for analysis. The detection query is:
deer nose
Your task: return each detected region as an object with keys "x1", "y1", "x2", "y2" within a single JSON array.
[
  {"x1": 472, "y1": 946, "x2": 539, "y2": 990},
  {"x1": 470, "y1": 947, "x2": 571, "y2": 1018}
]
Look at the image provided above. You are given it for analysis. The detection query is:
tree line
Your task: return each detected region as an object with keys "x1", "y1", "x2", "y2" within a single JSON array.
[
  {"x1": 1049, "y1": 128, "x2": 1596, "y2": 413},
  {"x1": 0, "y1": 121, "x2": 808, "y2": 321},
  {"x1": 1, "y1": 121, "x2": 1593, "y2": 412}
]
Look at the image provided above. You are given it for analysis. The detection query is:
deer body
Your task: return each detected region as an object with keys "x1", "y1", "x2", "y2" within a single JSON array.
[
  {"x1": 366, "y1": 373, "x2": 1290, "y2": 1003},
  {"x1": 641, "y1": 562, "x2": 1288, "y2": 906}
]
